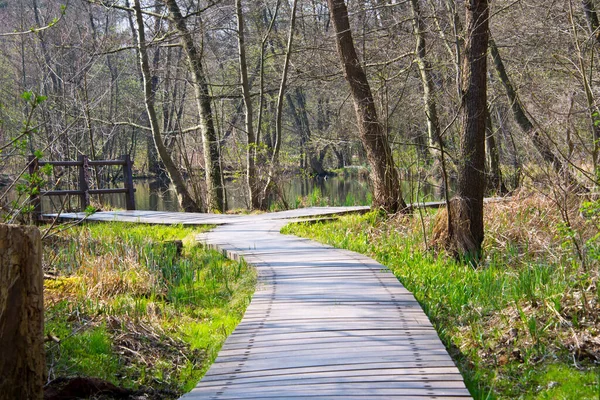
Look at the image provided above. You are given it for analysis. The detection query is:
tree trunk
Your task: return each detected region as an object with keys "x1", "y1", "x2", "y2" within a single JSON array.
[
  {"x1": 165, "y1": 0, "x2": 224, "y2": 213},
  {"x1": 133, "y1": 0, "x2": 201, "y2": 212},
  {"x1": 409, "y1": 0, "x2": 442, "y2": 168},
  {"x1": 571, "y1": 1, "x2": 600, "y2": 176},
  {"x1": 327, "y1": 0, "x2": 407, "y2": 213},
  {"x1": 493, "y1": 104, "x2": 521, "y2": 189},
  {"x1": 448, "y1": 0, "x2": 489, "y2": 261},
  {"x1": 0, "y1": 224, "x2": 44, "y2": 400},
  {"x1": 235, "y1": 0, "x2": 260, "y2": 210},
  {"x1": 582, "y1": 0, "x2": 600, "y2": 44},
  {"x1": 261, "y1": 0, "x2": 298, "y2": 208},
  {"x1": 485, "y1": 107, "x2": 508, "y2": 195},
  {"x1": 287, "y1": 88, "x2": 328, "y2": 176},
  {"x1": 489, "y1": 37, "x2": 584, "y2": 190}
]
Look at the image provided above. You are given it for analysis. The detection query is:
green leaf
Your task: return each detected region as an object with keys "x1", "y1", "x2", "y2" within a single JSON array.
[
  {"x1": 42, "y1": 164, "x2": 53, "y2": 176},
  {"x1": 34, "y1": 150, "x2": 44, "y2": 159},
  {"x1": 35, "y1": 95, "x2": 47, "y2": 104},
  {"x1": 21, "y1": 91, "x2": 33, "y2": 101},
  {"x1": 85, "y1": 205, "x2": 98, "y2": 216}
]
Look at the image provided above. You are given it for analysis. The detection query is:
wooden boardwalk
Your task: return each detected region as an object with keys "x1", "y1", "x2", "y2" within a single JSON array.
[{"x1": 48, "y1": 207, "x2": 471, "y2": 399}]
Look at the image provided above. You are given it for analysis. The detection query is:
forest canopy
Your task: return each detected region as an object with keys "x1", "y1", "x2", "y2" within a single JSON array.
[{"x1": 0, "y1": 0, "x2": 599, "y2": 253}]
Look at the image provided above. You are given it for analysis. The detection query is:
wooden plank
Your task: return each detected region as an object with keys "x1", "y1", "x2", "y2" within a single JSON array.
[
  {"x1": 206, "y1": 360, "x2": 460, "y2": 377},
  {"x1": 198, "y1": 372, "x2": 466, "y2": 387},
  {"x1": 185, "y1": 396, "x2": 469, "y2": 400},
  {"x1": 201, "y1": 365, "x2": 464, "y2": 383},
  {"x1": 199, "y1": 366, "x2": 464, "y2": 382},
  {"x1": 219, "y1": 337, "x2": 446, "y2": 352},
  {"x1": 214, "y1": 348, "x2": 453, "y2": 364},
  {"x1": 184, "y1": 387, "x2": 471, "y2": 399}
]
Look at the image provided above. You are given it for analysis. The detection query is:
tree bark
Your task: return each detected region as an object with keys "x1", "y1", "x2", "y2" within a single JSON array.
[
  {"x1": 235, "y1": 0, "x2": 260, "y2": 210},
  {"x1": 448, "y1": 0, "x2": 489, "y2": 261},
  {"x1": 327, "y1": 0, "x2": 407, "y2": 213},
  {"x1": 133, "y1": 0, "x2": 201, "y2": 212},
  {"x1": 409, "y1": 0, "x2": 442, "y2": 166},
  {"x1": 261, "y1": 0, "x2": 298, "y2": 208},
  {"x1": 485, "y1": 107, "x2": 508, "y2": 195},
  {"x1": 0, "y1": 224, "x2": 44, "y2": 400},
  {"x1": 165, "y1": 0, "x2": 225, "y2": 213}
]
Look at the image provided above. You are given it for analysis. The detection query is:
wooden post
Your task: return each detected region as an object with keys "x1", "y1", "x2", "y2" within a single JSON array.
[
  {"x1": 121, "y1": 154, "x2": 136, "y2": 210},
  {"x1": 78, "y1": 154, "x2": 90, "y2": 211},
  {"x1": 28, "y1": 155, "x2": 41, "y2": 223},
  {"x1": 0, "y1": 224, "x2": 45, "y2": 399}
]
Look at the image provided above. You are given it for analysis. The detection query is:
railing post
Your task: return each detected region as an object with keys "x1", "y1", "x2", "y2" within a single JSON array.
[
  {"x1": 78, "y1": 155, "x2": 90, "y2": 211},
  {"x1": 121, "y1": 154, "x2": 136, "y2": 210},
  {"x1": 28, "y1": 155, "x2": 41, "y2": 223}
]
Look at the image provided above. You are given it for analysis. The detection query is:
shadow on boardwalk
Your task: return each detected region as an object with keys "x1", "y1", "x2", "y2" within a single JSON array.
[{"x1": 49, "y1": 207, "x2": 471, "y2": 399}]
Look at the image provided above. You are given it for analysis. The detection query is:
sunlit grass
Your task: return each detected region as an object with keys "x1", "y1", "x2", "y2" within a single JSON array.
[{"x1": 43, "y1": 222, "x2": 256, "y2": 397}]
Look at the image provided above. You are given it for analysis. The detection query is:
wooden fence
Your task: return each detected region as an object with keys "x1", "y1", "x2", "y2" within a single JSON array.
[{"x1": 28, "y1": 154, "x2": 135, "y2": 220}]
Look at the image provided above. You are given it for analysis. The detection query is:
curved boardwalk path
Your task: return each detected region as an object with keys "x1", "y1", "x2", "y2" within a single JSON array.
[{"x1": 50, "y1": 207, "x2": 471, "y2": 399}]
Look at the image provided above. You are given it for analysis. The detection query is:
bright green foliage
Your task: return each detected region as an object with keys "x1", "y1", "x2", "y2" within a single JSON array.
[
  {"x1": 44, "y1": 223, "x2": 256, "y2": 397},
  {"x1": 45, "y1": 321, "x2": 120, "y2": 383}
]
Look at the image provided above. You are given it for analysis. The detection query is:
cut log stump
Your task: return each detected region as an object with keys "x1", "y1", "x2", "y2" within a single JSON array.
[{"x1": 0, "y1": 224, "x2": 44, "y2": 400}]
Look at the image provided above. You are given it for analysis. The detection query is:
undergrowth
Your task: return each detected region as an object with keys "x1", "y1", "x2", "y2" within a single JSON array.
[
  {"x1": 283, "y1": 192, "x2": 600, "y2": 399},
  {"x1": 43, "y1": 222, "x2": 256, "y2": 398}
]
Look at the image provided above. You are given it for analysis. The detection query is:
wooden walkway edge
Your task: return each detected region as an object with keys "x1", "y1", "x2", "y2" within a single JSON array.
[
  {"x1": 46, "y1": 207, "x2": 471, "y2": 399},
  {"x1": 185, "y1": 218, "x2": 471, "y2": 398}
]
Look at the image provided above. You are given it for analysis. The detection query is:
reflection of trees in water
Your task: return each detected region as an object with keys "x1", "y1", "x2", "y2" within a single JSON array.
[{"x1": 52, "y1": 175, "x2": 449, "y2": 213}]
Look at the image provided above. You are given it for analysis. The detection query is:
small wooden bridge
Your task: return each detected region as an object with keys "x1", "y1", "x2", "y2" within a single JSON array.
[{"x1": 50, "y1": 207, "x2": 471, "y2": 399}]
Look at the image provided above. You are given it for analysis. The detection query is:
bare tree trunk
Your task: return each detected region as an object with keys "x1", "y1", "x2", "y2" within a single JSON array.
[
  {"x1": 327, "y1": 0, "x2": 407, "y2": 213},
  {"x1": 445, "y1": 0, "x2": 463, "y2": 98},
  {"x1": 447, "y1": 0, "x2": 489, "y2": 261},
  {"x1": 235, "y1": 0, "x2": 260, "y2": 209},
  {"x1": 165, "y1": 0, "x2": 224, "y2": 212},
  {"x1": 485, "y1": 107, "x2": 508, "y2": 195},
  {"x1": 261, "y1": 0, "x2": 298, "y2": 208},
  {"x1": 410, "y1": 0, "x2": 442, "y2": 167},
  {"x1": 287, "y1": 88, "x2": 327, "y2": 176},
  {"x1": 582, "y1": 0, "x2": 600, "y2": 44},
  {"x1": 133, "y1": 0, "x2": 201, "y2": 212},
  {"x1": 32, "y1": 0, "x2": 59, "y2": 92},
  {"x1": 148, "y1": 2, "x2": 163, "y2": 176},
  {"x1": 489, "y1": 37, "x2": 584, "y2": 189},
  {"x1": 272, "y1": 0, "x2": 297, "y2": 164},
  {"x1": 571, "y1": 0, "x2": 600, "y2": 176}
]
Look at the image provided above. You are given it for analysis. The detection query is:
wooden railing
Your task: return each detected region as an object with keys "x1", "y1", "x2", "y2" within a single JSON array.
[{"x1": 28, "y1": 154, "x2": 135, "y2": 220}]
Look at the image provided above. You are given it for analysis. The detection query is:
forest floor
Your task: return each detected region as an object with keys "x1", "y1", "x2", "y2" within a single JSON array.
[
  {"x1": 283, "y1": 191, "x2": 600, "y2": 399},
  {"x1": 42, "y1": 223, "x2": 256, "y2": 399}
]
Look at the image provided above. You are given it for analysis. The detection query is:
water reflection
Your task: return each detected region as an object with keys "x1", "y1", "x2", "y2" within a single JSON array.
[{"x1": 41, "y1": 175, "x2": 446, "y2": 213}]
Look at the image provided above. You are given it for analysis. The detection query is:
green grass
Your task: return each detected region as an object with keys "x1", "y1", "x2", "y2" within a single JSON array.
[
  {"x1": 282, "y1": 204, "x2": 599, "y2": 400},
  {"x1": 43, "y1": 222, "x2": 256, "y2": 397}
]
